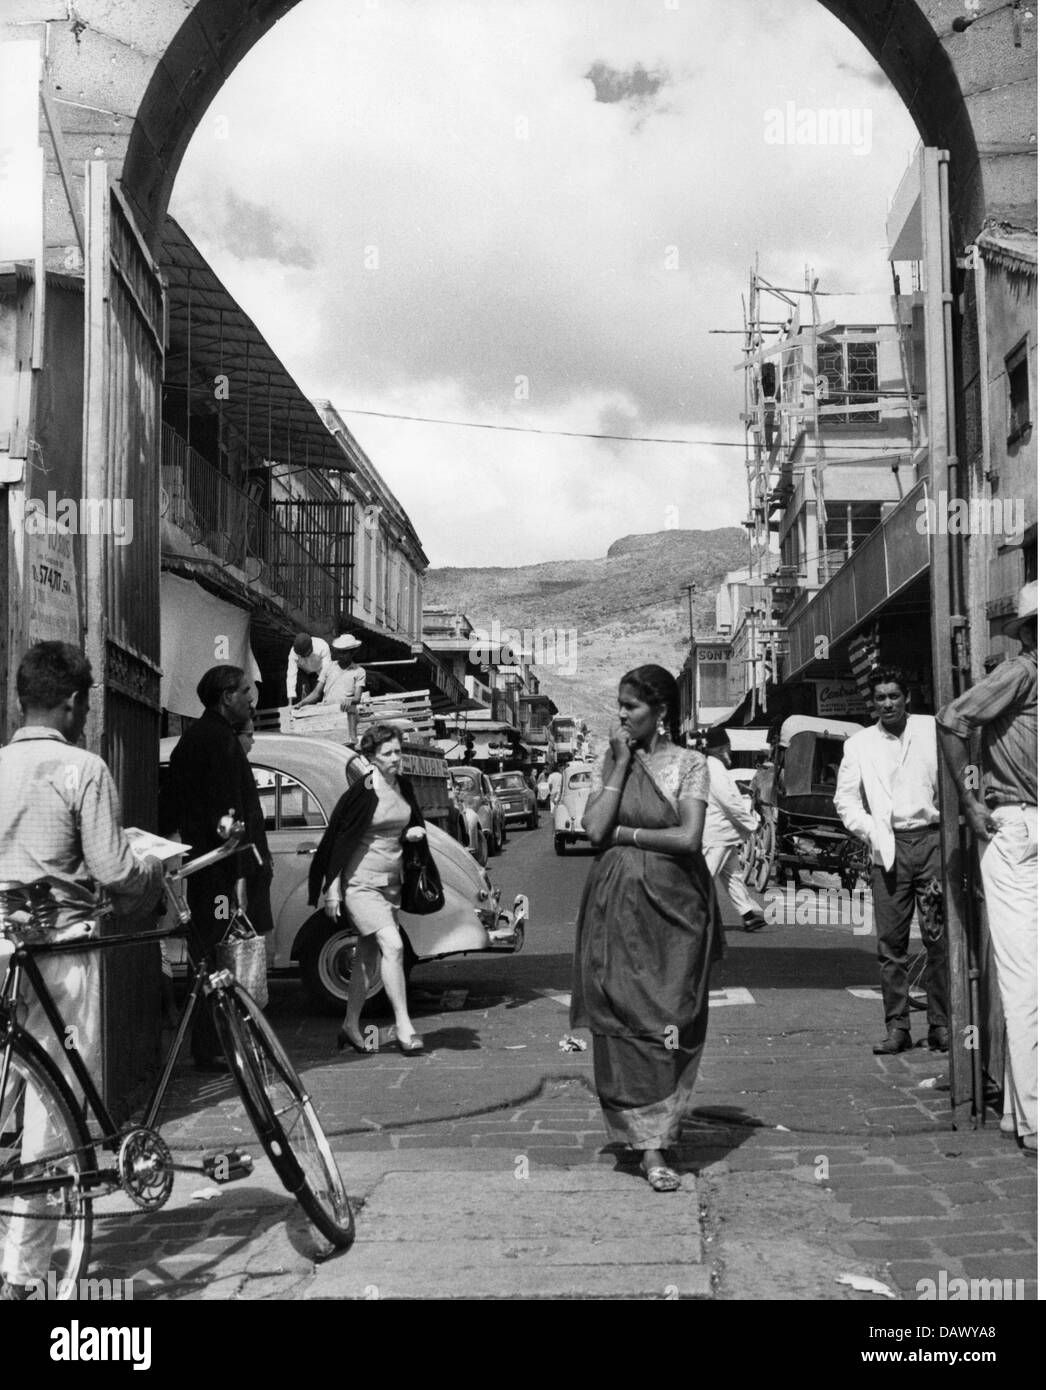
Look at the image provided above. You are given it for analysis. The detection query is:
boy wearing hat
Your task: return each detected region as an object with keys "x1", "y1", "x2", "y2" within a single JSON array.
[
  {"x1": 938, "y1": 581, "x2": 1038, "y2": 1156},
  {"x1": 299, "y1": 633, "x2": 367, "y2": 740},
  {"x1": 702, "y1": 726, "x2": 766, "y2": 932}
]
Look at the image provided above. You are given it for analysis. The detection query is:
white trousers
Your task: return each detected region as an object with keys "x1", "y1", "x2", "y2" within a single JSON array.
[
  {"x1": 2, "y1": 951, "x2": 101, "y2": 1286},
  {"x1": 704, "y1": 843, "x2": 761, "y2": 919},
  {"x1": 978, "y1": 805, "x2": 1037, "y2": 1138}
]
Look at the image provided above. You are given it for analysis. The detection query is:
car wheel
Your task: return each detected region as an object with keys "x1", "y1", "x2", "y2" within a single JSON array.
[
  {"x1": 554, "y1": 834, "x2": 565, "y2": 856},
  {"x1": 488, "y1": 826, "x2": 502, "y2": 857},
  {"x1": 473, "y1": 829, "x2": 489, "y2": 867},
  {"x1": 298, "y1": 912, "x2": 417, "y2": 1016}
]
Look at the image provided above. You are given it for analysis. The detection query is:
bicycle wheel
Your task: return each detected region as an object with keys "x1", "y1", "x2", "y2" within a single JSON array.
[
  {"x1": 213, "y1": 986, "x2": 354, "y2": 1248},
  {"x1": 0, "y1": 1031, "x2": 95, "y2": 1296}
]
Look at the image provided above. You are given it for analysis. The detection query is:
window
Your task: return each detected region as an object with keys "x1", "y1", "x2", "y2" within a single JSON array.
[
  {"x1": 253, "y1": 767, "x2": 278, "y2": 831},
  {"x1": 816, "y1": 338, "x2": 880, "y2": 423},
  {"x1": 823, "y1": 502, "x2": 882, "y2": 572},
  {"x1": 1006, "y1": 342, "x2": 1031, "y2": 443},
  {"x1": 278, "y1": 775, "x2": 326, "y2": 829},
  {"x1": 251, "y1": 768, "x2": 326, "y2": 830}
]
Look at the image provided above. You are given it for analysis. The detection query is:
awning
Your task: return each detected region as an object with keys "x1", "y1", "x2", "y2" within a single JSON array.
[{"x1": 160, "y1": 573, "x2": 262, "y2": 716}]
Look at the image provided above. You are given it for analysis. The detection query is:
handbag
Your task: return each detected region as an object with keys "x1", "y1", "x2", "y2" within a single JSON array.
[
  {"x1": 400, "y1": 839, "x2": 444, "y2": 915},
  {"x1": 218, "y1": 910, "x2": 269, "y2": 1007}
]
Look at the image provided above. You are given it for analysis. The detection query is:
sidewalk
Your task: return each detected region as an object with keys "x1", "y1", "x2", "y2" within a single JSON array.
[{"x1": 88, "y1": 915, "x2": 1036, "y2": 1301}]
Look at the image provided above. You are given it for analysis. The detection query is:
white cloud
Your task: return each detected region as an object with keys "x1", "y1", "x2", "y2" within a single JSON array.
[{"x1": 172, "y1": 0, "x2": 920, "y2": 566}]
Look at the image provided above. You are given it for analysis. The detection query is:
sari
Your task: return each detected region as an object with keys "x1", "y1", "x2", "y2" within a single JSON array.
[{"x1": 570, "y1": 748, "x2": 721, "y2": 1150}]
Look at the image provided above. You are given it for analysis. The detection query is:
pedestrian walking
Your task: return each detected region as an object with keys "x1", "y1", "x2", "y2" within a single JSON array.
[
  {"x1": 0, "y1": 643, "x2": 164, "y2": 1300},
  {"x1": 571, "y1": 664, "x2": 721, "y2": 1192},
  {"x1": 287, "y1": 632, "x2": 331, "y2": 705},
  {"x1": 167, "y1": 665, "x2": 274, "y2": 1070},
  {"x1": 297, "y1": 633, "x2": 366, "y2": 741},
  {"x1": 834, "y1": 666, "x2": 948, "y2": 1055},
  {"x1": 938, "y1": 581, "x2": 1037, "y2": 1156},
  {"x1": 547, "y1": 767, "x2": 563, "y2": 803},
  {"x1": 308, "y1": 725, "x2": 429, "y2": 1056},
  {"x1": 702, "y1": 727, "x2": 766, "y2": 931}
]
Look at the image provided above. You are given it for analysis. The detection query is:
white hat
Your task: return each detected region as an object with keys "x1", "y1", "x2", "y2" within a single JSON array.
[
  {"x1": 332, "y1": 633, "x2": 362, "y2": 651},
  {"x1": 1001, "y1": 581, "x2": 1037, "y2": 638}
]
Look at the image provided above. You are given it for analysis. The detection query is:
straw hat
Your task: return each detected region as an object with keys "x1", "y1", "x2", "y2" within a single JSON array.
[
  {"x1": 331, "y1": 633, "x2": 362, "y2": 651},
  {"x1": 1001, "y1": 581, "x2": 1037, "y2": 638}
]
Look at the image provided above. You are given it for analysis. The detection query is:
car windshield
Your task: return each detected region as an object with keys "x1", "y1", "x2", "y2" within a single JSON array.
[
  {"x1": 494, "y1": 774, "x2": 526, "y2": 788},
  {"x1": 451, "y1": 772, "x2": 476, "y2": 789},
  {"x1": 567, "y1": 772, "x2": 591, "y2": 788}
]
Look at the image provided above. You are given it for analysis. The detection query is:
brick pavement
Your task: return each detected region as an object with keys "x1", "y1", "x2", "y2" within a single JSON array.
[{"x1": 82, "y1": 909, "x2": 1035, "y2": 1301}]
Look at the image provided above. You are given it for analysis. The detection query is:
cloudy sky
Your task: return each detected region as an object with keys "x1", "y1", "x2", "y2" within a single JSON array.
[{"x1": 172, "y1": 0, "x2": 919, "y2": 567}]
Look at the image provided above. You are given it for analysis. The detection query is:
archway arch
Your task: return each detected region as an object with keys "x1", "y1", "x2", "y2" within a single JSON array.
[{"x1": 1, "y1": 1, "x2": 1034, "y2": 257}]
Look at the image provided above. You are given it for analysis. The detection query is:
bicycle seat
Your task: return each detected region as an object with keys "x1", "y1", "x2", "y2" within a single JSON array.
[{"x1": 0, "y1": 879, "x2": 59, "y2": 937}]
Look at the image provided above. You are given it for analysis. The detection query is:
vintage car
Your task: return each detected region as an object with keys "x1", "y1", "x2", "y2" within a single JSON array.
[
  {"x1": 448, "y1": 765, "x2": 507, "y2": 863},
  {"x1": 159, "y1": 733, "x2": 527, "y2": 1014},
  {"x1": 552, "y1": 761, "x2": 594, "y2": 855},
  {"x1": 490, "y1": 770, "x2": 540, "y2": 829}
]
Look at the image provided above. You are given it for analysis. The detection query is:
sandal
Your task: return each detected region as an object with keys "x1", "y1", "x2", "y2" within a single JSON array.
[{"x1": 643, "y1": 1166, "x2": 682, "y2": 1192}]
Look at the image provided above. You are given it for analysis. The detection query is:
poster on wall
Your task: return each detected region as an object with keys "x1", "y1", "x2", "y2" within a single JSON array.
[
  {"x1": 812, "y1": 679, "x2": 869, "y2": 718},
  {"x1": 26, "y1": 526, "x2": 80, "y2": 646}
]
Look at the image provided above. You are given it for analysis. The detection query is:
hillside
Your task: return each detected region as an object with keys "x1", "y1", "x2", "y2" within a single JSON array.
[{"x1": 425, "y1": 527, "x2": 749, "y2": 736}]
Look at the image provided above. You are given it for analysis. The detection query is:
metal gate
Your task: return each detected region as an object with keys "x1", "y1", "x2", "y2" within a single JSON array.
[{"x1": 82, "y1": 161, "x2": 166, "y2": 1113}]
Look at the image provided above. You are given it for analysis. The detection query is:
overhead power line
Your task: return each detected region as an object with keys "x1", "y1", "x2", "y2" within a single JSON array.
[{"x1": 333, "y1": 404, "x2": 917, "y2": 451}]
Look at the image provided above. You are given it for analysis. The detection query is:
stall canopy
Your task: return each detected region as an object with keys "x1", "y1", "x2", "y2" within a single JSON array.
[{"x1": 161, "y1": 573, "x2": 261, "y2": 717}]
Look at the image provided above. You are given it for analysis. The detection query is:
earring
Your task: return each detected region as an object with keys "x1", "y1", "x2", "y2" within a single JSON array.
[{"x1": 656, "y1": 717, "x2": 667, "y2": 737}]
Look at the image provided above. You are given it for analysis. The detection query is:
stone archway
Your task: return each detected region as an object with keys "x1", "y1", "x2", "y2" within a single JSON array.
[{"x1": 1, "y1": 0, "x2": 1035, "y2": 261}]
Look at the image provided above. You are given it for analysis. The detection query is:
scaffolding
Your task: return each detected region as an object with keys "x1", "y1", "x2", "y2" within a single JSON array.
[{"x1": 733, "y1": 261, "x2": 922, "y2": 715}]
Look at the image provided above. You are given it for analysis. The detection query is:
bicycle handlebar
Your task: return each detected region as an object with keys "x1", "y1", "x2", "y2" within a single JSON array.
[{"x1": 166, "y1": 825, "x2": 250, "y2": 883}]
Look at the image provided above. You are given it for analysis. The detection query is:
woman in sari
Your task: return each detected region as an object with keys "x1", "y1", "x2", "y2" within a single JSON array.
[{"x1": 571, "y1": 664, "x2": 721, "y2": 1192}]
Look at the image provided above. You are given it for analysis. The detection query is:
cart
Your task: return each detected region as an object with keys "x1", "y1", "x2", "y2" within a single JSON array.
[{"x1": 745, "y1": 714, "x2": 871, "y2": 892}]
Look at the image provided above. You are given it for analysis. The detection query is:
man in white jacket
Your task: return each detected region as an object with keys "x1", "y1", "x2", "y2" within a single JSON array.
[
  {"x1": 834, "y1": 667, "x2": 947, "y2": 1055},
  {"x1": 703, "y1": 728, "x2": 765, "y2": 932}
]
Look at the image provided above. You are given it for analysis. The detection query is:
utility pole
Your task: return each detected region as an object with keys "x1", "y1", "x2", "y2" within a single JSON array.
[{"x1": 681, "y1": 582, "x2": 697, "y2": 738}]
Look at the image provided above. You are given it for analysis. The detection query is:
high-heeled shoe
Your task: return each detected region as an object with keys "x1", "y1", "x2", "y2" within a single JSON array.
[
  {"x1": 335, "y1": 1025, "x2": 369, "y2": 1054},
  {"x1": 387, "y1": 1025, "x2": 423, "y2": 1055}
]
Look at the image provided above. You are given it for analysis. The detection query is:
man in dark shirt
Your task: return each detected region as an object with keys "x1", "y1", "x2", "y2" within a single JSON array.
[{"x1": 167, "y1": 665, "x2": 272, "y2": 1069}]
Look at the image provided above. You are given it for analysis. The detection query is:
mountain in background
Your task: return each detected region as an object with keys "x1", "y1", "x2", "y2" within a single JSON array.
[{"x1": 425, "y1": 527, "x2": 750, "y2": 738}]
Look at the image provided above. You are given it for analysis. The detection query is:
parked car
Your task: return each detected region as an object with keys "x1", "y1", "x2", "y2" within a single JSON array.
[
  {"x1": 159, "y1": 733, "x2": 528, "y2": 1014},
  {"x1": 448, "y1": 765, "x2": 507, "y2": 862},
  {"x1": 446, "y1": 777, "x2": 488, "y2": 866},
  {"x1": 490, "y1": 770, "x2": 540, "y2": 829},
  {"x1": 552, "y1": 761, "x2": 594, "y2": 854}
]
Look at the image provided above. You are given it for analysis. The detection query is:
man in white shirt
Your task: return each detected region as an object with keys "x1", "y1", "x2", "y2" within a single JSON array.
[
  {"x1": 286, "y1": 632, "x2": 331, "y2": 705},
  {"x1": 702, "y1": 728, "x2": 765, "y2": 931},
  {"x1": 298, "y1": 633, "x2": 367, "y2": 740},
  {"x1": 834, "y1": 667, "x2": 947, "y2": 1055}
]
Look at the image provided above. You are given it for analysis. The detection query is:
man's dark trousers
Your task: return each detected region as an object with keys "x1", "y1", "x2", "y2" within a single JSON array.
[
  {"x1": 869, "y1": 826, "x2": 948, "y2": 1032},
  {"x1": 295, "y1": 669, "x2": 319, "y2": 701}
]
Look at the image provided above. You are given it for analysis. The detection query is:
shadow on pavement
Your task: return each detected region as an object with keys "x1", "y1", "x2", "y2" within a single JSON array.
[{"x1": 714, "y1": 945, "x2": 880, "y2": 990}]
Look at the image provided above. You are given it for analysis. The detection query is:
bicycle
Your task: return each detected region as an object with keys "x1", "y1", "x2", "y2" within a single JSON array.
[{"x1": 0, "y1": 826, "x2": 353, "y2": 1298}]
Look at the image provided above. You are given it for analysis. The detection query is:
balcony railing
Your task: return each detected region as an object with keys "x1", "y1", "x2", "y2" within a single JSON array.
[{"x1": 161, "y1": 424, "x2": 341, "y2": 620}]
